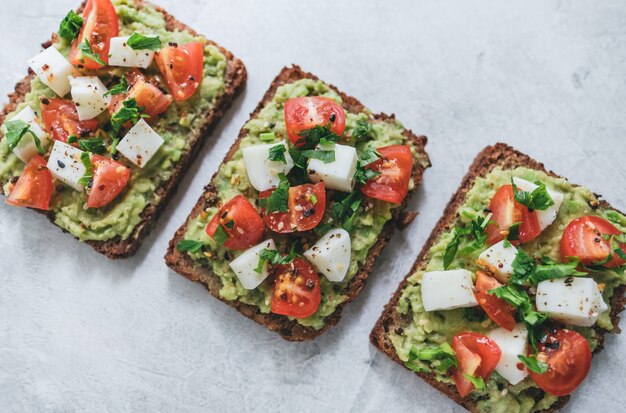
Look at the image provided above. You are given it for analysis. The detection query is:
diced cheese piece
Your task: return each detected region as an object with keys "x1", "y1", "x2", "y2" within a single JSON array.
[
  {"x1": 536, "y1": 277, "x2": 608, "y2": 327},
  {"x1": 108, "y1": 36, "x2": 156, "y2": 69},
  {"x1": 242, "y1": 141, "x2": 294, "y2": 191},
  {"x1": 512, "y1": 177, "x2": 564, "y2": 231},
  {"x1": 488, "y1": 323, "x2": 529, "y2": 385},
  {"x1": 3, "y1": 106, "x2": 50, "y2": 162},
  {"x1": 69, "y1": 76, "x2": 111, "y2": 121},
  {"x1": 303, "y1": 228, "x2": 350, "y2": 282},
  {"x1": 116, "y1": 119, "x2": 164, "y2": 168},
  {"x1": 308, "y1": 143, "x2": 357, "y2": 192},
  {"x1": 28, "y1": 46, "x2": 79, "y2": 96},
  {"x1": 477, "y1": 240, "x2": 518, "y2": 283},
  {"x1": 229, "y1": 239, "x2": 277, "y2": 290},
  {"x1": 46, "y1": 140, "x2": 86, "y2": 191},
  {"x1": 421, "y1": 269, "x2": 478, "y2": 311}
]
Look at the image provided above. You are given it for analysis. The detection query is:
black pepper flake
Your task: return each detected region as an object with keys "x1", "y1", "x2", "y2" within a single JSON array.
[
  {"x1": 10, "y1": 176, "x2": 19, "y2": 184},
  {"x1": 329, "y1": 113, "x2": 336, "y2": 122},
  {"x1": 56, "y1": 185, "x2": 65, "y2": 192},
  {"x1": 57, "y1": 160, "x2": 66, "y2": 168},
  {"x1": 268, "y1": 122, "x2": 276, "y2": 129},
  {"x1": 40, "y1": 97, "x2": 50, "y2": 105},
  {"x1": 305, "y1": 279, "x2": 315, "y2": 290},
  {"x1": 303, "y1": 208, "x2": 315, "y2": 217}
]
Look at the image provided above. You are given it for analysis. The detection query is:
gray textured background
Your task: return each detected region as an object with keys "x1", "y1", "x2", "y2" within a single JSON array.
[{"x1": 1, "y1": 0, "x2": 625, "y2": 412}]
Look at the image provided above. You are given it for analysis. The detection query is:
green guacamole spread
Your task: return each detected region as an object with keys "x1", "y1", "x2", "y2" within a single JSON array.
[
  {"x1": 0, "y1": 0, "x2": 227, "y2": 242},
  {"x1": 391, "y1": 166, "x2": 626, "y2": 413},
  {"x1": 182, "y1": 78, "x2": 430, "y2": 330}
]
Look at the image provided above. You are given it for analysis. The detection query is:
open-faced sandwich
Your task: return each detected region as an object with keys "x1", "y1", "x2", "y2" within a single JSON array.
[
  {"x1": 166, "y1": 66, "x2": 431, "y2": 341},
  {"x1": 372, "y1": 143, "x2": 625, "y2": 412},
  {"x1": 0, "y1": 0, "x2": 246, "y2": 257}
]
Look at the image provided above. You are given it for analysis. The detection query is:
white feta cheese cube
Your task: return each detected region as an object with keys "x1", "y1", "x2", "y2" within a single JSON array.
[
  {"x1": 108, "y1": 36, "x2": 156, "y2": 69},
  {"x1": 308, "y1": 143, "x2": 357, "y2": 192},
  {"x1": 303, "y1": 228, "x2": 351, "y2": 282},
  {"x1": 69, "y1": 76, "x2": 111, "y2": 121},
  {"x1": 3, "y1": 106, "x2": 50, "y2": 162},
  {"x1": 46, "y1": 140, "x2": 86, "y2": 191},
  {"x1": 242, "y1": 141, "x2": 294, "y2": 191},
  {"x1": 421, "y1": 269, "x2": 478, "y2": 311},
  {"x1": 488, "y1": 323, "x2": 529, "y2": 385},
  {"x1": 536, "y1": 277, "x2": 608, "y2": 327},
  {"x1": 116, "y1": 119, "x2": 164, "y2": 168},
  {"x1": 512, "y1": 177, "x2": 564, "y2": 231},
  {"x1": 229, "y1": 239, "x2": 277, "y2": 290},
  {"x1": 477, "y1": 240, "x2": 518, "y2": 283},
  {"x1": 28, "y1": 46, "x2": 79, "y2": 96}
]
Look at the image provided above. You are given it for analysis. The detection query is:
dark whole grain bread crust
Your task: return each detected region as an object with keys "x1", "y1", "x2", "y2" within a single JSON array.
[
  {"x1": 0, "y1": 0, "x2": 247, "y2": 258},
  {"x1": 165, "y1": 65, "x2": 430, "y2": 341},
  {"x1": 370, "y1": 143, "x2": 626, "y2": 413}
]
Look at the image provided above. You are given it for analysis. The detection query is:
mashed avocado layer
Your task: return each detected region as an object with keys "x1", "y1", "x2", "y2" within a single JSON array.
[
  {"x1": 390, "y1": 166, "x2": 626, "y2": 413},
  {"x1": 0, "y1": 0, "x2": 227, "y2": 241},
  {"x1": 182, "y1": 78, "x2": 430, "y2": 329}
]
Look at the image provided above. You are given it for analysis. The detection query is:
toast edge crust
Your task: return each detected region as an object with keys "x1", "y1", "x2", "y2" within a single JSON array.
[
  {"x1": 369, "y1": 143, "x2": 626, "y2": 412},
  {"x1": 164, "y1": 65, "x2": 430, "y2": 341}
]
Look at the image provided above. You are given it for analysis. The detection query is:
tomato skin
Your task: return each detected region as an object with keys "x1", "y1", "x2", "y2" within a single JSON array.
[
  {"x1": 528, "y1": 329, "x2": 591, "y2": 396},
  {"x1": 283, "y1": 97, "x2": 346, "y2": 145},
  {"x1": 486, "y1": 185, "x2": 541, "y2": 245},
  {"x1": 451, "y1": 332, "x2": 501, "y2": 397},
  {"x1": 270, "y1": 258, "x2": 321, "y2": 318},
  {"x1": 108, "y1": 70, "x2": 172, "y2": 124},
  {"x1": 41, "y1": 98, "x2": 98, "y2": 144},
  {"x1": 86, "y1": 155, "x2": 130, "y2": 208},
  {"x1": 155, "y1": 42, "x2": 204, "y2": 101},
  {"x1": 69, "y1": 0, "x2": 119, "y2": 69},
  {"x1": 360, "y1": 145, "x2": 413, "y2": 204},
  {"x1": 260, "y1": 183, "x2": 326, "y2": 233},
  {"x1": 560, "y1": 216, "x2": 626, "y2": 268},
  {"x1": 6, "y1": 155, "x2": 52, "y2": 210},
  {"x1": 474, "y1": 271, "x2": 516, "y2": 331},
  {"x1": 205, "y1": 195, "x2": 265, "y2": 250}
]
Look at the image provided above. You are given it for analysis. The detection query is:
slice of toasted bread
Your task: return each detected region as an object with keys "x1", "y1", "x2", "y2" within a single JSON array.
[
  {"x1": 0, "y1": 0, "x2": 247, "y2": 258},
  {"x1": 165, "y1": 65, "x2": 430, "y2": 341},
  {"x1": 370, "y1": 143, "x2": 626, "y2": 412}
]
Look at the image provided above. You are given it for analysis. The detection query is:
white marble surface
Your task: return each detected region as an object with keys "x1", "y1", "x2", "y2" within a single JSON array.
[{"x1": 1, "y1": 1, "x2": 625, "y2": 412}]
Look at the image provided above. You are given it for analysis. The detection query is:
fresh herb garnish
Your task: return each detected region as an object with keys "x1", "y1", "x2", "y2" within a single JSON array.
[
  {"x1": 296, "y1": 125, "x2": 341, "y2": 147},
  {"x1": 507, "y1": 222, "x2": 521, "y2": 242},
  {"x1": 58, "y1": 10, "x2": 83, "y2": 41},
  {"x1": 259, "y1": 132, "x2": 275, "y2": 142},
  {"x1": 259, "y1": 173, "x2": 289, "y2": 212},
  {"x1": 211, "y1": 224, "x2": 230, "y2": 246},
  {"x1": 351, "y1": 120, "x2": 373, "y2": 144},
  {"x1": 126, "y1": 32, "x2": 162, "y2": 51},
  {"x1": 176, "y1": 240, "x2": 204, "y2": 253},
  {"x1": 67, "y1": 135, "x2": 78, "y2": 144},
  {"x1": 354, "y1": 145, "x2": 382, "y2": 185},
  {"x1": 518, "y1": 354, "x2": 548, "y2": 374},
  {"x1": 254, "y1": 247, "x2": 297, "y2": 273},
  {"x1": 77, "y1": 152, "x2": 93, "y2": 188},
  {"x1": 331, "y1": 190, "x2": 362, "y2": 231},
  {"x1": 78, "y1": 38, "x2": 105, "y2": 66},
  {"x1": 511, "y1": 179, "x2": 554, "y2": 212},
  {"x1": 78, "y1": 137, "x2": 106, "y2": 154},
  {"x1": 405, "y1": 343, "x2": 457, "y2": 373},
  {"x1": 110, "y1": 98, "x2": 148, "y2": 135},
  {"x1": 268, "y1": 143, "x2": 287, "y2": 164},
  {"x1": 443, "y1": 212, "x2": 492, "y2": 269},
  {"x1": 509, "y1": 250, "x2": 586, "y2": 286},
  {"x1": 104, "y1": 76, "x2": 129, "y2": 97},
  {"x1": 4, "y1": 120, "x2": 44, "y2": 155},
  {"x1": 463, "y1": 375, "x2": 486, "y2": 390}
]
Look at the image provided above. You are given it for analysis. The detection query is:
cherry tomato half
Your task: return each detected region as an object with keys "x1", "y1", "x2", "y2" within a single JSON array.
[
  {"x1": 270, "y1": 258, "x2": 321, "y2": 318},
  {"x1": 108, "y1": 70, "x2": 172, "y2": 124},
  {"x1": 451, "y1": 332, "x2": 502, "y2": 397},
  {"x1": 360, "y1": 145, "x2": 413, "y2": 204},
  {"x1": 6, "y1": 155, "x2": 52, "y2": 210},
  {"x1": 206, "y1": 195, "x2": 265, "y2": 250},
  {"x1": 474, "y1": 271, "x2": 516, "y2": 331},
  {"x1": 486, "y1": 184, "x2": 541, "y2": 245},
  {"x1": 86, "y1": 155, "x2": 130, "y2": 208},
  {"x1": 69, "y1": 0, "x2": 119, "y2": 69},
  {"x1": 283, "y1": 96, "x2": 345, "y2": 145},
  {"x1": 155, "y1": 42, "x2": 204, "y2": 101},
  {"x1": 41, "y1": 98, "x2": 98, "y2": 144},
  {"x1": 560, "y1": 215, "x2": 626, "y2": 268},
  {"x1": 260, "y1": 182, "x2": 326, "y2": 233}
]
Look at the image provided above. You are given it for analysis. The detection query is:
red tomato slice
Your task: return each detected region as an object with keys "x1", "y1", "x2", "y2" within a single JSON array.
[
  {"x1": 528, "y1": 329, "x2": 591, "y2": 396},
  {"x1": 6, "y1": 155, "x2": 52, "y2": 210},
  {"x1": 41, "y1": 98, "x2": 98, "y2": 143},
  {"x1": 155, "y1": 42, "x2": 204, "y2": 101},
  {"x1": 560, "y1": 215, "x2": 626, "y2": 268},
  {"x1": 69, "y1": 0, "x2": 119, "y2": 69},
  {"x1": 205, "y1": 195, "x2": 265, "y2": 250},
  {"x1": 260, "y1": 183, "x2": 326, "y2": 233},
  {"x1": 270, "y1": 258, "x2": 321, "y2": 318},
  {"x1": 360, "y1": 145, "x2": 413, "y2": 204},
  {"x1": 474, "y1": 271, "x2": 516, "y2": 331},
  {"x1": 283, "y1": 96, "x2": 346, "y2": 145},
  {"x1": 451, "y1": 332, "x2": 502, "y2": 397},
  {"x1": 86, "y1": 155, "x2": 130, "y2": 208},
  {"x1": 108, "y1": 70, "x2": 172, "y2": 124},
  {"x1": 485, "y1": 184, "x2": 541, "y2": 245}
]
